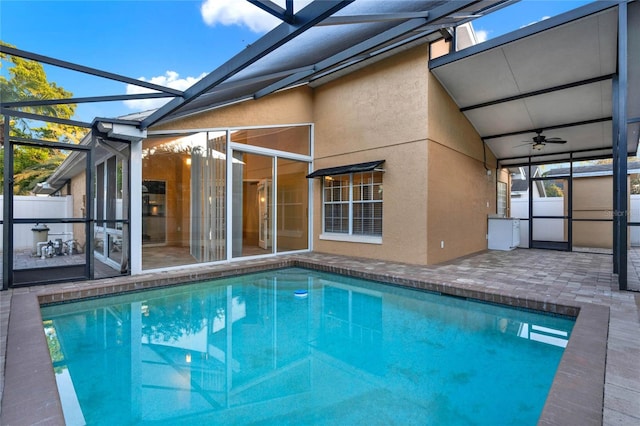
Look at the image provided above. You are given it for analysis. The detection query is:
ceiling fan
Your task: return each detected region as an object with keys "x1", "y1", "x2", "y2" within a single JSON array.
[{"x1": 520, "y1": 130, "x2": 567, "y2": 151}]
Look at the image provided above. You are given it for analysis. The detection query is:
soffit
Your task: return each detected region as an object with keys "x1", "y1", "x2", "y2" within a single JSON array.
[{"x1": 430, "y1": 3, "x2": 640, "y2": 167}]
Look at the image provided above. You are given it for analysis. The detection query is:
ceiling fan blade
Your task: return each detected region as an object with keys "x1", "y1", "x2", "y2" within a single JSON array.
[
  {"x1": 513, "y1": 142, "x2": 533, "y2": 148},
  {"x1": 544, "y1": 137, "x2": 565, "y2": 142},
  {"x1": 545, "y1": 140, "x2": 566, "y2": 144}
]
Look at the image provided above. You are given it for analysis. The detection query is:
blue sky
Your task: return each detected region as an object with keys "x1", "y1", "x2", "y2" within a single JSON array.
[{"x1": 1, "y1": 0, "x2": 592, "y2": 122}]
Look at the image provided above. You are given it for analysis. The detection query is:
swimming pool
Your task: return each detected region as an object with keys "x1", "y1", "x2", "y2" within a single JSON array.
[{"x1": 41, "y1": 267, "x2": 574, "y2": 425}]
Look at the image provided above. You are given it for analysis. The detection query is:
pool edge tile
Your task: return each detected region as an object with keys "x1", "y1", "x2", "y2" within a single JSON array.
[
  {"x1": 0, "y1": 293, "x2": 65, "y2": 426},
  {"x1": 538, "y1": 303, "x2": 609, "y2": 425},
  {"x1": 1, "y1": 254, "x2": 615, "y2": 425}
]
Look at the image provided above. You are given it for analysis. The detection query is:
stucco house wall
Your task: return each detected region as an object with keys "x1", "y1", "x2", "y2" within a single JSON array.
[
  {"x1": 70, "y1": 169, "x2": 87, "y2": 250},
  {"x1": 153, "y1": 87, "x2": 314, "y2": 132},
  {"x1": 311, "y1": 46, "x2": 430, "y2": 264},
  {"x1": 145, "y1": 44, "x2": 496, "y2": 267},
  {"x1": 425, "y1": 68, "x2": 497, "y2": 264},
  {"x1": 572, "y1": 175, "x2": 620, "y2": 249}
]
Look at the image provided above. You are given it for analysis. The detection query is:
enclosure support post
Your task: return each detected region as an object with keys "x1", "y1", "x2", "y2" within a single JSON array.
[
  {"x1": 615, "y1": 2, "x2": 628, "y2": 291},
  {"x1": 2, "y1": 115, "x2": 12, "y2": 290}
]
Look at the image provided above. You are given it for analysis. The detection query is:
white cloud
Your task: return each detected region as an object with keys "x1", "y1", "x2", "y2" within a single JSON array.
[
  {"x1": 124, "y1": 71, "x2": 207, "y2": 111},
  {"x1": 521, "y1": 16, "x2": 551, "y2": 28},
  {"x1": 200, "y1": 0, "x2": 312, "y2": 33},
  {"x1": 475, "y1": 29, "x2": 489, "y2": 43}
]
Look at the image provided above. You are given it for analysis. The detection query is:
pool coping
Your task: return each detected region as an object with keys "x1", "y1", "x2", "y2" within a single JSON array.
[{"x1": 0, "y1": 256, "x2": 609, "y2": 425}]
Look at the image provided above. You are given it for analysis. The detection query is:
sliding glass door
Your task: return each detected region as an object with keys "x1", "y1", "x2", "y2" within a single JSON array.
[
  {"x1": 142, "y1": 125, "x2": 311, "y2": 270},
  {"x1": 231, "y1": 151, "x2": 310, "y2": 258},
  {"x1": 232, "y1": 151, "x2": 274, "y2": 258}
]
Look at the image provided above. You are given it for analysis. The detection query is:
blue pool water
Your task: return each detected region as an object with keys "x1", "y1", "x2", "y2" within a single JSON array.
[{"x1": 41, "y1": 268, "x2": 574, "y2": 425}]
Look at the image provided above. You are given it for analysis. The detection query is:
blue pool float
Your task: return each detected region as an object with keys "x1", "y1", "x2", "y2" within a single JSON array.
[{"x1": 294, "y1": 289, "x2": 308, "y2": 299}]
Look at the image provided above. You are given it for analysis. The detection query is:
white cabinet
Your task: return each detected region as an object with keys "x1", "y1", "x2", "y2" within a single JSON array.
[{"x1": 488, "y1": 218, "x2": 520, "y2": 251}]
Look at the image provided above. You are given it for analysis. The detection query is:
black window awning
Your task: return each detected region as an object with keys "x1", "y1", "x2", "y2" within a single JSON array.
[{"x1": 306, "y1": 160, "x2": 385, "y2": 178}]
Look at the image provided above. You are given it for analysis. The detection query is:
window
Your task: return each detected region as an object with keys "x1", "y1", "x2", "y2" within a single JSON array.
[
  {"x1": 323, "y1": 171, "x2": 383, "y2": 239},
  {"x1": 497, "y1": 181, "x2": 507, "y2": 217}
]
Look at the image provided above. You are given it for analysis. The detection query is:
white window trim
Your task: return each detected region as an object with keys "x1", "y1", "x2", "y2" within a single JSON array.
[
  {"x1": 321, "y1": 172, "x2": 383, "y2": 242},
  {"x1": 319, "y1": 233, "x2": 382, "y2": 244}
]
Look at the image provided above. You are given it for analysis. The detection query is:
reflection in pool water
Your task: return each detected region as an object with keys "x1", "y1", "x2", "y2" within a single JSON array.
[{"x1": 41, "y1": 268, "x2": 574, "y2": 425}]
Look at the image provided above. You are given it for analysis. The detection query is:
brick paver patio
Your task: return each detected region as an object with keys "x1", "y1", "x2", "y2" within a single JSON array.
[{"x1": 1, "y1": 249, "x2": 638, "y2": 424}]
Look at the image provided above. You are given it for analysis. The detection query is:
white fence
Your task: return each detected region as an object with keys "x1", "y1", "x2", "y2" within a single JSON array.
[
  {"x1": 512, "y1": 195, "x2": 640, "y2": 247},
  {"x1": 0, "y1": 195, "x2": 74, "y2": 251},
  {"x1": 631, "y1": 195, "x2": 640, "y2": 246},
  {"x1": 511, "y1": 198, "x2": 564, "y2": 244},
  {"x1": 3, "y1": 194, "x2": 640, "y2": 252}
]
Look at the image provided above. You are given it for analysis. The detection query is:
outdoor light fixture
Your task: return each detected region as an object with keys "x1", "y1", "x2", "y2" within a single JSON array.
[
  {"x1": 34, "y1": 182, "x2": 56, "y2": 196},
  {"x1": 36, "y1": 182, "x2": 53, "y2": 191}
]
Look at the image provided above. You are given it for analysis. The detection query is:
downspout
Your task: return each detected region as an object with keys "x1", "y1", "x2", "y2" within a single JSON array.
[{"x1": 482, "y1": 139, "x2": 489, "y2": 171}]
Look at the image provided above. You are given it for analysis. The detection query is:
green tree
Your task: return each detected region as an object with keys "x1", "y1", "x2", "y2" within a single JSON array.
[
  {"x1": 631, "y1": 174, "x2": 640, "y2": 195},
  {"x1": 1, "y1": 41, "x2": 87, "y2": 194},
  {"x1": 43, "y1": 320, "x2": 66, "y2": 374},
  {"x1": 544, "y1": 182, "x2": 564, "y2": 197}
]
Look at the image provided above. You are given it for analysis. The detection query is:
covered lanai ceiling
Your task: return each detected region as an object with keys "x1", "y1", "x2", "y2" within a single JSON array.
[{"x1": 430, "y1": 1, "x2": 640, "y2": 167}]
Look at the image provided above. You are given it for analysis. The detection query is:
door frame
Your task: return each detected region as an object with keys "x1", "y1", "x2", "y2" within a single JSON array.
[
  {"x1": 3, "y1": 137, "x2": 94, "y2": 288},
  {"x1": 529, "y1": 173, "x2": 572, "y2": 251}
]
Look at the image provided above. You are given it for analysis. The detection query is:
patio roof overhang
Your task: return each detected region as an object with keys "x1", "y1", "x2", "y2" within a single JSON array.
[{"x1": 429, "y1": 1, "x2": 640, "y2": 167}]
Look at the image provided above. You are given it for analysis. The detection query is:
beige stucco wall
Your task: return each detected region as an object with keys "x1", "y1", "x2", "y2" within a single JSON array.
[
  {"x1": 425, "y1": 73, "x2": 497, "y2": 264},
  {"x1": 426, "y1": 73, "x2": 492, "y2": 163},
  {"x1": 426, "y1": 142, "x2": 495, "y2": 263},
  {"x1": 429, "y1": 39, "x2": 451, "y2": 60},
  {"x1": 149, "y1": 44, "x2": 497, "y2": 266},
  {"x1": 311, "y1": 47, "x2": 430, "y2": 264},
  {"x1": 152, "y1": 87, "x2": 314, "y2": 132},
  {"x1": 573, "y1": 175, "x2": 614, "y2": 248},
  {"x1": 313, "y1": 47, "x2": 428, "y2": 159},
  {"x1": 70, "y1": 170, "x2": 87, "y2": 250}
]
